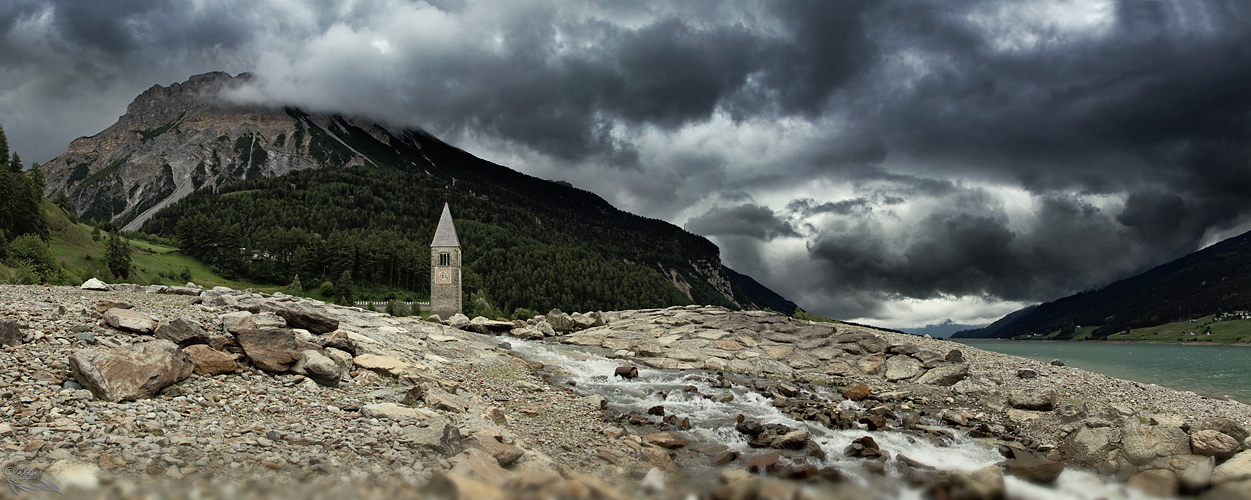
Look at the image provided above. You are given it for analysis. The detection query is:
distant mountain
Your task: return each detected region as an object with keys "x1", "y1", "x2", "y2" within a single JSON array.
[
  {"x1": 40, "y1": 72, "x2": 797, "y2": 314},
  {"x1": 723, "y1": 267, "x2": 799, "y2": 315},
  {"x1": 953, "y1": 230, "x2": 1251, "y2": 339},
  {"x1": 899, "y1": 320, "x2": 989, "y2": 339}
]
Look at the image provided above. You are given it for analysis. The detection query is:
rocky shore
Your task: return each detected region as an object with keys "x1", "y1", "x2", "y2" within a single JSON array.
[{"x1": 1, "y1": 283, "x2": 1249, "y2": 499}]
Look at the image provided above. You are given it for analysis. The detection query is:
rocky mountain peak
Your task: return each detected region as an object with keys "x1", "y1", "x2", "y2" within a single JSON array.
[{"x1": 42, "y1": 71, "x2": 386, "y2": 230}]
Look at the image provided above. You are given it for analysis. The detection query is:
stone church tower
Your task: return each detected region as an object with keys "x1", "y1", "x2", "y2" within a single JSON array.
[{"x1": 430, "y1": 203, "x2": 462, "y2": 318}]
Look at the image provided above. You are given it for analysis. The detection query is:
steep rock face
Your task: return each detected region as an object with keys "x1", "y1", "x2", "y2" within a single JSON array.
[{"x1": 40, "y1": 72, "x2": 391, "y2": 230}]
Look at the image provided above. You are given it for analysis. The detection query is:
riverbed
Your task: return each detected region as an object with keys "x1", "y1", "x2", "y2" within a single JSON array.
[{"x1": 956, "y1": 340, "x2": 1251, "y2": 404}]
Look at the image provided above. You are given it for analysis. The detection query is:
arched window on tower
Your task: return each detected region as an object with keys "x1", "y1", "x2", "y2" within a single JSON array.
[{"x1": 440, "y1": 253, "x2": 450, "y2": 266}]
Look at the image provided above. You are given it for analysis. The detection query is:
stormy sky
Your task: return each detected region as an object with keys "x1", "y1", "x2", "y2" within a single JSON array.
[{"x1": 2, "y1": 0, "x2": 1250, "y2": 328}]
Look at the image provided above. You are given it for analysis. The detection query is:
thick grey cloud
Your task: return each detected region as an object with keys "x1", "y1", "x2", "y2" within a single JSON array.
[
  {"x1": 685, "y1": 203, "x2": 798, "y2": 241},
  {"x1": 2, "y1": 0, "x2": 1250, "y2": 327}
]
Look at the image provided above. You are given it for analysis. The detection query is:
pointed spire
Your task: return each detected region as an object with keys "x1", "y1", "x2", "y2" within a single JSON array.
[{"x1": 431, "y1": 202, "x2": 460, "y2": 247}]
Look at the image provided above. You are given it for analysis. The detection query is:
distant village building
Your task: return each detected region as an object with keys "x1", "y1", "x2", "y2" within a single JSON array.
[{"x1": 430, "y1": 203, "x2": 462, "y2": 317}]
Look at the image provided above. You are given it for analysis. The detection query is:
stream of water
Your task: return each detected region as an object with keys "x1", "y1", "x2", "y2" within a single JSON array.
[{"x1": 506, "y1": 338, "x2": 1151, "y2": 500}]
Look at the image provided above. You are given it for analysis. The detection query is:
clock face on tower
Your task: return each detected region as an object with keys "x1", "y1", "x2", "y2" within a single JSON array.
[{"x1": 435, "y1": 268, "x2": 452, "y2": 285}]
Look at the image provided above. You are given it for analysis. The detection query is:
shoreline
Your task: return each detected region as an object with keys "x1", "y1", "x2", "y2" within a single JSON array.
[
  {"x1": 955, "y1": 337, "x2": 1251, "y2": 347},
  {"x1": 952, "y1": 337, "x2": 1251, "y2": 404},
  {"x1": 1, "y1": 284, "x2": 1249, "y2": 499}
]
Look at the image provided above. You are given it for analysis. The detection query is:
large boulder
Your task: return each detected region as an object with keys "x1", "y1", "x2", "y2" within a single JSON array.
[
  {"x1": 0, "y1": 321, "x2": 24, "y2": 347},
  {"x1": 915, "y1": 363, "x2": 968, "y2": 386},
  {"x1": 570, "y1": 313, "x2": 595, "y2": 330},
  {"x1": 162, "y1": 286, "x2": 201, "y2": 296},
  {"x1": 423, "y1": 386, "x2": 471, "y2": 413},
  {"x1": 508, "y1": 327, "x2": 544, "y2": 340},
  {"x1": 402, "y1": 417, "x2": 463, "y2": 456},
  {"x1": 103, "y1": 308, "x2": 158, "y2": 334},
  {"x1": 1122, "y1": 426, "x2": 1192, "y2": 466},
  {"x1": 220, "y1": 311, "x2": 252, "y2": 332},
  {"x1": 1059, "y1": 424, "x2": 1122, "y2": 467},
  {"x1": 911, "y1": 349, "x2": 945, "y2": 367},
  {"x1": 1009, "y1": 388, "x2": 1058, "y2": 411},
  {"x1": 644, "y1": 432, "x2": 694, "y2": 449},
  {"x1": 80, "y1": 278, "x2": 110, "y2": 291},
  {"x1": 842, "y1": 382, "x2": 871, "y2": 402},
  {"x1": 1202, "y1": 417, "x2": 1250, "y2": 444},
  {"x1": 883, "y1": 355, "x2": 924, "y2": 381},
  {"x1": 546, "y1": 309, "x2": 575, "y2": 332},
  {"x1": 856, "y1": 336, "x2": 891, "y2": 353},
  {"x1": 154, "y1": 318, "x2": 210, "y2": 347},
  {"x1": 69, "y1": 340, "x2": 194, "y2": 402},
  {"x1": 1193, "y1": 430, "x2": 1242, "y2": 460},
  {"x1": 465, "y1": 431, "x2": 525, "y2": 466},
  {"x1": 233, "y1": 327, "x2": 303, "y2": 372},
  {"x1": 1213, "y1": 450, "x2": 1251, "y2": 485},
  {"x1": 447, "y1": 314, "x2": 471, "y2": 329},
  {"x1": 182, "y1": 345, "x2": 238, "y2": 376},
  {"x1": 292, "y1": 350, "x2": 343, "y2": 387},
  {"x1": 323, "y1": 347, "x2": 354, "y2": 372},
  {"x1": 223, "y1": 312, "x2": 286, "y2": 334},
  {"x1": 468, "y1": 317, "x2": 515, "y2": 334},
  {"x1": 262, "y1": 302, "x2": 339, "y2": 334},
  {"x1": 857, "y1": 353, "x2": 885, "y2": 375},
  {"x1": 1178, "y1": 455, "x2": 1215, "y2": 493},
  {"x1": 354, "y1": 354, "x2": 411, "y2": 377},
  {"x1": 1004, "y1": 446, "x2": 1064, "y2": 484}
]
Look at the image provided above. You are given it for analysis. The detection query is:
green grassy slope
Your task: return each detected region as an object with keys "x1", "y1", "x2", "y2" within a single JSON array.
[
  {"x1": 4, "y1": 198, "x2": 275, "y2": 291},
  {"x1": 987, "y1": 315, "x2": 1251, "y2": 345}
]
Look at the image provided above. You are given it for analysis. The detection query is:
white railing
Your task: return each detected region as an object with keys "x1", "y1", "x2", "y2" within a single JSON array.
[{"x1": 353, "y1": 301, "x2": 431, "y2": 312}]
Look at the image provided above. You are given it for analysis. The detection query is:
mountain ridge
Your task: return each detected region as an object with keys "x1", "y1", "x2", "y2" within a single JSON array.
[
  {"x1": 953, "y1": 229, "x2": 1251, "y2": 339},
  {"x1": 40, "y1": 71, "x2": 794, "y2": 314}
]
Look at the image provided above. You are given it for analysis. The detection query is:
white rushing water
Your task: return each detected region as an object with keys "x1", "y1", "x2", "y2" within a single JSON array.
[{"x1": 506, "y1": 338, "x2": 1154, "y2": 500}]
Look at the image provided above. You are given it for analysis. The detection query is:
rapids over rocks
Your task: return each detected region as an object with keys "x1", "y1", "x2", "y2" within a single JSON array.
[{"x1": 507, "y1": 335, "x2": 1147, "y2": 500}]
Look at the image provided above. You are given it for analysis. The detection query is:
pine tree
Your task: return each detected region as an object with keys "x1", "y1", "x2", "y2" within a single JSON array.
[
  {"x1": 105, "y1": 232, "x2": 131, "y2": 279},
  {"x1": 0, "y1": 125, "x2": 9, "y2": 171},
  {"x1": 289, "y1": 274, "x2": 304, "y2": 295},
  {"x1": 336, "y1": 270, "x2": 354, "y2": 305}
]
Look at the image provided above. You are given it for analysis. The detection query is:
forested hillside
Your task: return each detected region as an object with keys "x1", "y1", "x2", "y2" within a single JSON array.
[
  {"x1": 141, "y1": 165, "x2": 702, "y2": 313},
  {"x1": 953, "y1": 229, "x2": 1251, "y2": 339}
]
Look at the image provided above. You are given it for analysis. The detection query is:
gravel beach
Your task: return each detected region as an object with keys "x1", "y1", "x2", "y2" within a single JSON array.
[{"x1": 1, "y1": 284, "x2": 1249, "y2": 499}]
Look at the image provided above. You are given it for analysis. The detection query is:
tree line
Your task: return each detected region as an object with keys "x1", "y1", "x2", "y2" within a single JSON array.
[
  {"x1": 142, "y1": 165, "x2": 700, "y2": 312},
  {"x1": 0, "y1": 125, "x2": 74, "y2": 284}
]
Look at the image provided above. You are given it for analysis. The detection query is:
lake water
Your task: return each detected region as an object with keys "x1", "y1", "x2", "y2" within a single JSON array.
[{"x1": 955, "y1": 340, "x2": 1251, "y2": 404}]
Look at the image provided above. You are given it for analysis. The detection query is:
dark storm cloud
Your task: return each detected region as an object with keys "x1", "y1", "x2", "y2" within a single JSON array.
[
  {"x1": 4, "y1": 0, "x2": 1251, "y2": 325},
  {"x1": 704, "y1": 0, "x2": 1251, "y2": 321},
  {"x1": 788, "y1": 188, "x2": 1151, "y2": 319},
  {"x1": 685, "y1": 203, "x2": 798, "y2": 241}
]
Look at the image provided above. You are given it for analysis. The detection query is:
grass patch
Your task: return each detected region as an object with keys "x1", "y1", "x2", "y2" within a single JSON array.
[
  {"x1": 480, "y1": 364, "x2": 523, "y2": 381},
  {"x1": 24, "y1": 199, "x2": 280, "y2": 291},
  {"x1": 1102, "y1": 314, "x2": 1251, "y2": 344},
  {"x1": 73, "y1": 155, "x2": 130, "y2": 197}
]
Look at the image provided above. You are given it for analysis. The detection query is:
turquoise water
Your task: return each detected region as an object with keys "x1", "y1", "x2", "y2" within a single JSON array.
[{"x1": 955, "y1": 340, "x2": 1251, "y2": 404}]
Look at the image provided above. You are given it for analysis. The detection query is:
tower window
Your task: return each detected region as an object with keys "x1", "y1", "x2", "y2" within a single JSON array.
[{"x1": 440, "y1": 253, "x2": 450, "y2": 266}]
